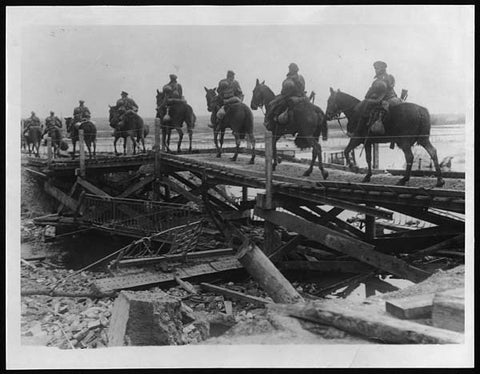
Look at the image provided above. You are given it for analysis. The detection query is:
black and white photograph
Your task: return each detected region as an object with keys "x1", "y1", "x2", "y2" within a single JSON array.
[{"x1": 6, "y1": 5, "x2": 474, "y2": 368}]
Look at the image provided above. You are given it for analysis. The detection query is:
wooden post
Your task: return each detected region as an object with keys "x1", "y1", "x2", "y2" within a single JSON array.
[
  {"x1": 365, "y1": 203, "x2": 376, "y2": 240},
  {"x1": 264, "y1": 131, "x2": 273, "y2": 209},
  {"x1": 263, "y1": 131, "x2": 275, "y2": 254},
  {"x1": 242, "y1": 187, "x2": 248, "y2": 203},
  {"x1": 78, "y1": 129, "x2": 86, "y2": 178},
  {"x1": 373, "y1": 143, "x2": 379, "y2": 169},
  {"x1": 46, "y1": 137, "x2": 52, "y2": 167},
  {"x1": 236, "y1": 240, "x2": 304, "y2": 304},
  {"x1": 153, "y1": 118, "x2": 162, "y2": 201}
]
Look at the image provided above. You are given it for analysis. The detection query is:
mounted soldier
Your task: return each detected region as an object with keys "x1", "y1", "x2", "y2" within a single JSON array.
[
  {"x1": 209, "y1": 70, "x2": 244, "y2": 129},
  {"x1": 73, "y1": 100, "x2": 91, "y2": 124},
  {"x1": 264, "y1": 63, "x2": 307, "y2": 129},
  {"x1": 45, "y1": 111, "x2": 62, "y2": 129},
  {"x1": 158, "y1": 74, "x2": 186, "y2": 122},
  {"x1": 23, "y1": 111, "x2": 41, "y2": 137},
  {"x1": 360, "y1": 61, "x2": 403, "y2": 135}
]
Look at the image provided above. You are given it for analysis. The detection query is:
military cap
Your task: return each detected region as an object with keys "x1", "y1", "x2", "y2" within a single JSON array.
[
  {"x1": 79, "y1": 100, "x2": 85, "y2": 104},
  {"x1": 50, "y1": 111, "x2": 54, "y2": 114},
  {"x1": 373, "y1": 61, "x2": 387, "y2": 69},
  {"x1": 121, "y1": 91, "x2": 128, "y2": 96},
  {"x1": 227, "y1": 70, "x2": 235, "y2": 77},
  {"x1": 169, "y1": 74, "x2": 177, "y2": 80}
]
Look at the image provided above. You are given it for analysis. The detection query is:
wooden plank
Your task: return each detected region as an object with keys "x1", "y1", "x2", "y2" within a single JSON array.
[
  {"x1": 161, "y1": 178, "x2": 203, "y2": 205},
  {"x1": 57, "y1": 181, "x2": 79, "y2": 214},
  {"x1": 117, "y1": 175, "x2": 155, "y2": 198},
  {"x1": 76, "y1": 177, "x2": 111, "y2": 197},
  {"x1": 432, "y1": 288, "x2": 464, "y2": 332},
  {"x1": 200, "y1": 282, "x2": 271, "y2": 306},
  {"x1": 268, "y1": 235, "x2": 303, "y2": 263},
  {"x1": 309, "y1": 206, "x2": 365, "y2": 239},
  {"x1": 385, "y1": 294, "x2": 435, "y2": 319},
  {"x1": 116, "y1": 248, "x2": 234, "y2": 267},
  {"x1": 269, "y1": 301, "x2": 464, "y2": 344},
  {"x1": 280, "y1": 260, "x2": 374, "y2": 274},
  {"x1": 255, "y1": 208, "x2": 431, "y2": 283},
  {"x1": 410, "y1": 234, "x2": 465, "y2": 259},
  {"x1": 43, "y1": 181, "x2": 79, "y2": 212},
  {"x1": 93, "y1": 257, "x2": 244, "y2": 294}
]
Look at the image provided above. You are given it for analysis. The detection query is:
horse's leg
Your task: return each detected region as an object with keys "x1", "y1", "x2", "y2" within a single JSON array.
[
  {"x1": 188, "y1": 128, "x2": 193, "y2": 153},
  {"x1": 123, "y1": 137, "x2": 127, "y2": 155},
  {"x1": 72, "y1": 139, "x2": 77, "y2": 159},
  {"x1": 362, "y1": 141, "x2": 373, "y2": 183},
  {"x1": 231, "y1": 133, "x2": 240, "y2": 162},
  {"x1": 213, "y1": 129, "x2": 221, "y2": 157},
  {"x1": 86, "y1": 141, "x2": 92, "y2": 159},
  {"x1": 420, "y1": 138, "x2": 445, "y2": 187},
  {"x1": 93, "y1": 140, "x2": 97, "y2": 160},
  {"x1": 113, "y1": 137, "x2": 119, "y2": 156},
  {"x1": 247, "y1": 132, "x2": 256, "y2": 164},
  {"x1": 131, "y1": 136, "x2": 138, "y2": 155},
  {"x1": 344, "y1": 138, "x2": 362, "y2": 172},
  {"x1": 397, "y1": 143, "x2": 414, "y2": 186},
  {"x1": 311, "y1": 139, "x2": 329, "y2": 180},
  {"x1": 303, "y1": 145, "x2": 316, "y2": 177},
  {"x1": 176, "y1": 127, "x2": 184, "y2": 153},
  {"x1": 272, "y1": 133, "x2": 280, "y2": 171},
  {"x1": 220, "y1": 129, "x2": 226, "y2": 156}
]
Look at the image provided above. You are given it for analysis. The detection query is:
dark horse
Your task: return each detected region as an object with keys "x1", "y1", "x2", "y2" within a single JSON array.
[
  {"x1": 108, "y1": 105, "x2": 146, "y2": 155},
  {"x1": 65, "y1": 117, "x2": 97, "y2": 160},
  {"x1": 204, "y1": 87, "x2": 256, "y2": 164},
  {"x1": 156, "y1": 89, "x2": 196, "y2": 153},
  {"x1": 42, "y1": 125, "x2": 63, "y2": 158},
  {"x1": 250, "y1": 79, "x2": 328, "y2": 178},
  {"x1": 23, "y1": 120, "x2": 42, "y2": 157},
  {"x1": 325, "y1": 87, "x2": 444, "y2": 187}
]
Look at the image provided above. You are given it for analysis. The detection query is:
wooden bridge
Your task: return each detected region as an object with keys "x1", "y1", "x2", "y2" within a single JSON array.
[{"x1": 25, "y1": 130, "x2": 465, "y2": 288}]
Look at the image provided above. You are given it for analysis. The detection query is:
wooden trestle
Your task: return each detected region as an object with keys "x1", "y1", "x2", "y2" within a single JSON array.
[{"x1": 26, "y1": 139, "x2": 465, "y2": 286}]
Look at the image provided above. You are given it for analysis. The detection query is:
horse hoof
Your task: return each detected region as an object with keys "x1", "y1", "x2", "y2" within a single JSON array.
[
  {"x1": 436, "y1": 179, "x2": 445, "y2": 188},
  {"x1": 396, "y1": 179, "x2": 408, "y2": 186},
  {"x1": 230, "y1": 157, "x2": 237, "y2": 162},
  {"x1": 216, "y1": 154, "x2": 221, "y2": 158},
  {"x1": 322, "y1": 170, "x2": 329, "y2": 180},
  {"x1": 303, "y1": 170, "x2": 312, "y2": 177},
  {"x1": 362, "y1": 176, "x2": 372, "y2": 183},
  {"x1": 248, "y1": 160, "x2": 255, "y2": 165}
]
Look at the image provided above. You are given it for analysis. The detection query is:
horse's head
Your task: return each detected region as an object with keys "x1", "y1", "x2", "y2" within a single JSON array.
[
  {"x1": 109, "y1": 105, "x2": 122, "y2": 127},
  {"x1": 64, "y1": 117, "x2": 73, "y2": 133},
  {"x1": 250, "y1": 79, "x2": 266, "y2": 110},
  {"x1": 204, "y1": 87, "x2": 219, "y2": 113},
  {"x1": 326, "y1": 87, "x2": 343, "y2": 120}
]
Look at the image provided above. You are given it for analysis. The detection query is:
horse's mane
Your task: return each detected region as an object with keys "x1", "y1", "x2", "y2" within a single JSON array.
[
  {"x1": 259, "y1": 83, "x2": 275, "y2": 97},
  {"x1": 337, "y1": 90, "x2": 360, "y2": 104}
]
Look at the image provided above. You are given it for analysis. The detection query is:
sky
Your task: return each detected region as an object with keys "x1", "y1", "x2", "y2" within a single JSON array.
[{"x1": 9, "y1": 6, "x2": 474, "y2": 121}]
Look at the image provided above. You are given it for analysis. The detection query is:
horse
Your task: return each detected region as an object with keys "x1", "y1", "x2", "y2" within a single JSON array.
[
  {"x1": 325, "y1": 87, "x2": 444, "y2": 187},
  {"x1": 42, "y1": 125, "x2": 63, "y2": 158},
  {"x1": 112, "y1": 124, "x2": 150, "y2": 154},
  {"x1": 204, "y1": 87, "x2": 256, "y2": 164},
  {"x1": 65, "y1": 117, "x2": 97, "y2": 160},
  {"x1": 108, "y1": 105, "x2": 146, "y2": 155},
  {"x1": 155, "y1": 89, "x2": 196, "y2": 153},
  {"x1": 250, "y1": 79, "x2": 328, "y2": 178},
  {"x1": 23, "y1": 123, "x2": 42, "y2": 157}
]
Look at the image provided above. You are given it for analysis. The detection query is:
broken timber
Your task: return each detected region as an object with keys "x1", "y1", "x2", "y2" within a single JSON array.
[
  {"x1": 200, "y1": 282, "x2": 271, "y2": 306},
  {"x1": 92, "y1": 257, "x2": 243, "y2": 294},
  {"x1": 269, "y1": 301, "x2": 464, "y2": 344},
  {"x1": 255, "y1": 208, "x2": 431, "y2": 283}
]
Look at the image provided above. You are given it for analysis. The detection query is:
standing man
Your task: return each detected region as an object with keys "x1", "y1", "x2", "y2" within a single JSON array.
[
  {"x1": 73, "y1": 100, "x2": 91, "y2": 124},
  {"x1": 209, "y1": 70, "x2": 244, "y2": 128}
]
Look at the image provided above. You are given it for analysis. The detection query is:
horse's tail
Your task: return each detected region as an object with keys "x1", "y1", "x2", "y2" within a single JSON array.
[
  {"x1": 418, "y1": 106, "x2": 431, "y2": 136},
  {"x1": 240, "y1": 104, "x2": 254, "y2": 140}
]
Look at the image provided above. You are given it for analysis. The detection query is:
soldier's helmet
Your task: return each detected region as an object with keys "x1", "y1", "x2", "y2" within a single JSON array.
[
  {"x1": 373, "y1": 61, "x2": 387, "y2": 70},
  {"x1": 288, "y1": 63, "x2": 299, "y2": 72},
  {"x1": 227, "y1": 70, "x2": 235, "y2": 78},
  {"x1": 121, "y1": 91, "x2": 128, "y2": 96},
  {"x1": 169, "y1": 74, "x2": 177, "y2": 80}
]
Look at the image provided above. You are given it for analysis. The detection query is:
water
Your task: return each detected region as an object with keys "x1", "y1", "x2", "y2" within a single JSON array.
[{"x1": 33, "y1": 116, "x2": 466, "y2": 172}]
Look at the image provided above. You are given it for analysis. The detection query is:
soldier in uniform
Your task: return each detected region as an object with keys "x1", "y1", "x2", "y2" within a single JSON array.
[
  {"x1": 163, "y1": 74, "x2": 183, "y2": 100},
  {"x1": 116, "y1": 91, "x2": 139, "y2": 113},
  {"x1": 45, "y1": 111, "x2": 62, "y2": 129},
  {"x1": 73, "y1": 100, "x2": 91, "y2": 124},
  {"x1": 209, "y1": 70, "x2": 244, "y2": 128},
  {"x1": 265, "y1": 63, "x2": 306, "y2": 129},
  {"x1": 23, "y1": 111, "x2": 41, "y2": 137},
  {"x1": 363, "y1": 61, "x2": 402, "y2": 130}
]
